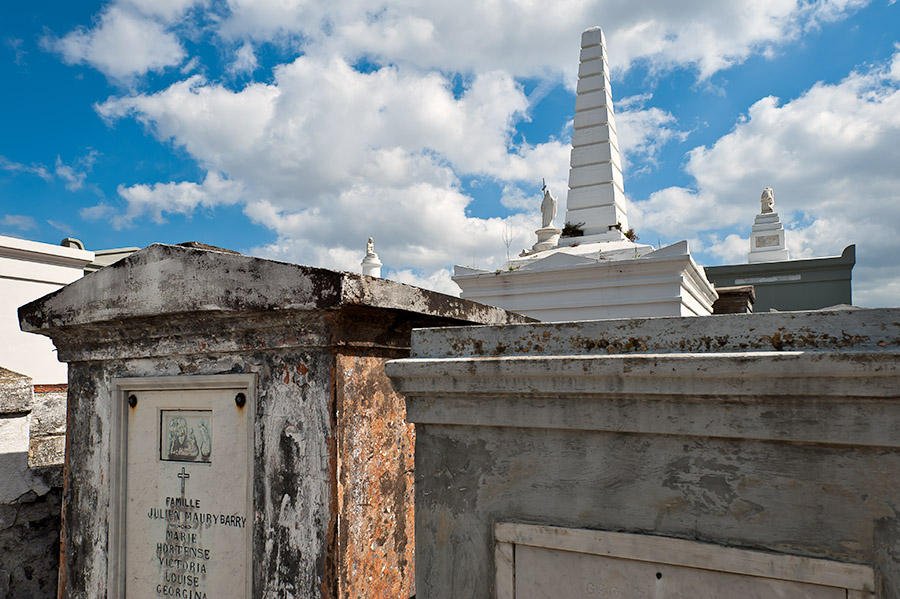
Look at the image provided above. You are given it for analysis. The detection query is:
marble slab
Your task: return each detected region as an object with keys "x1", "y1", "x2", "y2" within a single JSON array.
[{"x1": 122, "y1": 385, "x2": 252, "y2": 598}]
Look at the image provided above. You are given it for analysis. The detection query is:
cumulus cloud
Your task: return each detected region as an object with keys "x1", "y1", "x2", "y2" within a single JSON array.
[
  {"x1": 95, "y1": 56, "x2": 552, "y2": 276},
  {"x1": 388, "y1": 267, "x2": 461, "y2": 297},
  {"x1": 633, "y1": 49, "x2": 900, "y2": 307},
  {"x1": 82, "y1": 171, "x2": 243, "y2": 228},
  {"x1": 49, "y1": 0, "x2": 884, "y2": 299},
  {"x1": 218, "y1": 0, "x2": 869, "y2": 81},
  {"x1": 46, "y1": 2, "x2": 197, "y2": 81},
  {"x1": 228, "y1": 42, "x2": 258, "y2": 75},
  {"x1": 616, "y1": 94, "x2": 689, "y2": 171}
]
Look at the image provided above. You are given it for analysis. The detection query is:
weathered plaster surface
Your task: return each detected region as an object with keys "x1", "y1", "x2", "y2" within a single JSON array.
[
  {"x1": 410, "y1": 308, "x2": 900, "y2": 358},
  {"x1": 58, "y1": 346, "x2": 340, "y2": 598},
  {"x1": 387, "y1": 309, "x2": 900, "y2": 598}
]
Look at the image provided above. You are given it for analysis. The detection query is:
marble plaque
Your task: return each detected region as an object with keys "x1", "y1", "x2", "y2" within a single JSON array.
[
  {"x1": 755, "y1": 234, "x2": 780, "y2": 248},
  {"x1": 124, "y1": 386, "x2": 252, "y2": 598}
]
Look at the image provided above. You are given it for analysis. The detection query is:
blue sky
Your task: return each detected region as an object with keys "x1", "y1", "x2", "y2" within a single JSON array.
[{"x1": 1, "y1": 0, "x2": 898, "y2": 305}]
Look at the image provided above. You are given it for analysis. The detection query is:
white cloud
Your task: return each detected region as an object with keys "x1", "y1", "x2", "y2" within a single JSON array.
[
  {"x1": 228, "y1": 42, "x2": 258, "y2": 75},
  {"x1": 46, "y1": 219, "x2": 76, "y2": 235},
  {"x1": 52, "y1": 0, "x2": 882, "y2": 299},
  {"x1": 388, "y1": 267, "x2": 461, "y2": 297},
  {"x1": 94, "y1": 55, "x2": 559, "y2": 288},
  {"x1": 218, "y1": 0, "x2": 869, "y2": 81},
  {"x1": 615, "y1": 94, "x2": 689, "y2": 171},
  {"x1": 0, "y1": 214, "x2": 38, "y2": 231},
  {"x1": 120, "y1": 0, "x2": 203, "y2": 21},
  {"x1": 0, "y1": 156, "x2": 51, "y2": 181},
  {"x1": 55, "y1": 158, "x2": 87, "y2": 191},
  {"x1": 48, "y1": 5, "x2": 186, "y2": 80},
  {"x1": 101, "y1": 171, "x2": 243, "y2": 228},
  {"x1": 633, "y1": 50, "x2": 900, "y2": 307},
  {"x1": 705, "y1": 233, "x2": 748, "y2": 264}
]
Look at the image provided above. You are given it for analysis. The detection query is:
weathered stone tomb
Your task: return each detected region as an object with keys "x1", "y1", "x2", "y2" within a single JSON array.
[
  {"x1": 18, "y1": 242, "x2": 529, "y2": 598},
  {"x1": 387, "y1": 309, "x2": 900, "y2": 598}
]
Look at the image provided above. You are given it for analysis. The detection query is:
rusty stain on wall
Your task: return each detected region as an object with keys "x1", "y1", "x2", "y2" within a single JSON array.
[{"x1": 336, "y1": 353, "x2": 415, "y2": 599}]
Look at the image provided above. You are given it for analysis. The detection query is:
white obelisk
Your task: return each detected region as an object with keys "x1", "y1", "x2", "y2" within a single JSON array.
[{"x1": 561, "y1": 26, "x2": 630, "y2": 244}]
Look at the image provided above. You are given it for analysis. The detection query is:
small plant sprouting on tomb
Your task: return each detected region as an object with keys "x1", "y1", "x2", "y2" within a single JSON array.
[
  {"x1": 561, "y1": 222, "x2": 585, "y2": 237},
  {"x1": 624, "y1": 228, "x2": 639, "y2": 242}
]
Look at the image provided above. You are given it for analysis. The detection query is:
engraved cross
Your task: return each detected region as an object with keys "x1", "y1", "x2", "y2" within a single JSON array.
[{"x1": 177, "y1": 467, "x2": 190, "y2": 495}]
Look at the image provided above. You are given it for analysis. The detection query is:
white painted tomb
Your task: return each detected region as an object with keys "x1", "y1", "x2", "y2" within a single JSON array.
[
  {"x1": 453, "y1": 27, "x2": 717, "y2": 321},
  {"x1": 749, "y1": 186, "x2": 791, "y2": 263}
]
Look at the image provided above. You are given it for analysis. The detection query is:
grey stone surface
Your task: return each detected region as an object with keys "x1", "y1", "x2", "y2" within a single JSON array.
[
  {"x1": 407, "y1": 306, "x2": 900, "y2": 358},
  {"x1": 29, "y1": 389, "x2": 67, "y2": 471},
  {"x1": 387, "y1": 308, "x2": 900, "y2": 598},
  {"x1": 0, "y1": 368, "x2": 62, "y2": 599},
  {"x1": 0, "y1": 487, "x2": 61, "y2": 598},
  {"x1": 18, "y1": 242, "x2": 530, "y2": 599},
  {"x1": 0, "y1": 367, "x2": 33, "y2": 414}
]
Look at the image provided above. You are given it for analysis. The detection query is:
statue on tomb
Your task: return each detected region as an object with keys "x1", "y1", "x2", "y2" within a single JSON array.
[
  {"x1": 540, "y1": 179, "x2": 557, "y2": 228},
  {"x1": 366, "y1": 237, "x2": 375, "y2": 256},
  {"x1": 761, "y1": 187, "x2": 775, "y2": 214}
]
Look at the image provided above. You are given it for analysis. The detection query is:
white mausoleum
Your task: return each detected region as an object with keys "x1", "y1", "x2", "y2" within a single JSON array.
[
  {"x1": 453, "y1": 27, "x2": 717, "y2": 321},
  {"x1": 0, "y1": 235, "x2": 94, "y2": 383}
]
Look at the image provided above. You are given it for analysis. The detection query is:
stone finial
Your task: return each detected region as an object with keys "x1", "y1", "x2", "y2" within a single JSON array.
[
  {"x1": 761, "y1": 187, "x2": 775, "y2": 214},
  {"x1": 361, "y1": 236, "x2": 382, "y2": 277}
]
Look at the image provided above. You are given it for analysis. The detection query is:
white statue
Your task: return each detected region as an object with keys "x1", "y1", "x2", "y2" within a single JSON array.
[
  {"x1": 366, "y1": 236, "x2": 375, "y2": 256},
  {"x1": 540, "y1": 179, "x2": 557, "y2": 228},
  {"x1": 761, "y1": 187, "x2": 775, "y2": 214}
]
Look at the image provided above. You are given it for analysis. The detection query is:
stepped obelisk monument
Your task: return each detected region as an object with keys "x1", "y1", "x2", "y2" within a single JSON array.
[
  {"x1": 453, "y1": 26, "x2": 718, "y2": 321},
  {"x1": 748, "y1": 187, "x2": 790, "y2": 263},
  {"x1": 564, "y1": 26, "x2": 630, "y2": 243}
]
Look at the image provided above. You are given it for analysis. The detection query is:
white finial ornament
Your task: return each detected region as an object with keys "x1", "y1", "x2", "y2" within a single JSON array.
[{"x1": 361, "y1": 236, "x2": 382, "y2": 277}]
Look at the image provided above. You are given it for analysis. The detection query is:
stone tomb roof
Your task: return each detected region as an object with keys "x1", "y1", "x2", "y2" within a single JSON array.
[{"x1": 19, "y1": 242, "x2": 533, "y2": 336}]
